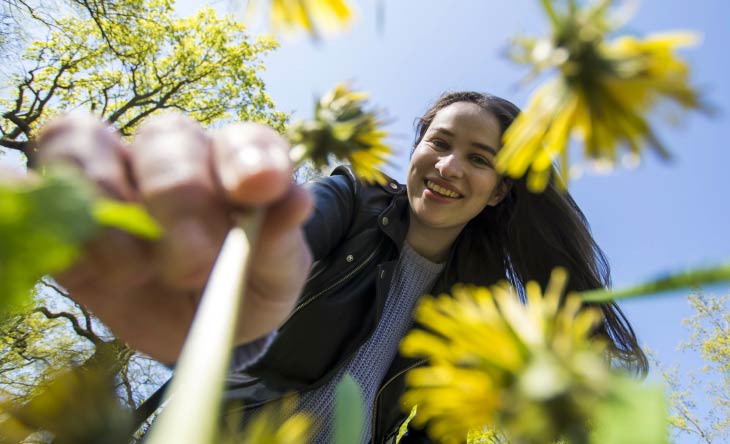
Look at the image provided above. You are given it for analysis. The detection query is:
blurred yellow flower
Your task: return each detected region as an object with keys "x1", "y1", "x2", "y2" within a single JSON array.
[
  {"x1": 225, "y1": 398, "x2": 313, "y2": 444},
  {"x1": 288, "y1": 83, "x2": 391, "y2": 184},
  {"x1": 400, "y1": 268, "x2": 612, "y2": 444},
  {"x1": 247, "y1": 0, "x2": 353, "y2": 37},
  {"x1": 496, "y1": 0, "x2": 703, "y2": 192},
  {"x1": 466, "y1": 426, "x2": 508, "y2": 444}
]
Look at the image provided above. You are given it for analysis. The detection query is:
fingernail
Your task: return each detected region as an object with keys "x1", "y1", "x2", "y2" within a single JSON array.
[{"x1": 233, "y1": 144, "x2": 289, "y2": 175}]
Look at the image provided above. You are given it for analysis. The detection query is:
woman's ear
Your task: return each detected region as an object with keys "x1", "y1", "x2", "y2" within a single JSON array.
[{"x1": 488, "y1": 177, "x2": 512, "y2": 206}]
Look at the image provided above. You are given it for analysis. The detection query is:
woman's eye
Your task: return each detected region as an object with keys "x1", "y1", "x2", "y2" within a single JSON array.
[
  {"x1": 429, "y1": 139, "x2": 449, "y2": 150},
  {"x1": 470, "y1": 155, "x2": 492, "y2": 168}
]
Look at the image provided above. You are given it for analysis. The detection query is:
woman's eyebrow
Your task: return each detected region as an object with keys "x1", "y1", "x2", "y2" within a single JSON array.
[
  {"x1": 473, "y1": 142, "x2": 497, "y2": 156},
  {"x1": 430, "y1": 127, "x2": 497, "y2": 156}
]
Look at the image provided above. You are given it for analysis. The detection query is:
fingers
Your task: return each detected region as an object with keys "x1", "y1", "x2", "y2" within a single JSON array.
[
  {"x1": 131, "y1": 113, "x2": 229, "y2": 289},
  {"x1": 55, "y1": 228, "x2": 155, "y2": 295},
  {"x1": 36, "y1": 112, "x2": 137, "y2": 201},
  {"x1": 259, "y1": 185, "x2": 313, "y2": 243},
  {"x1": 36, "y1": 112, "x2": 309, "y2": 296},
  {"x1": 211, "y1": 123, "x2": 292, "y2": 207},
  {"x1": 36, "y1": 113, "x2": 150, "y2": 293}
]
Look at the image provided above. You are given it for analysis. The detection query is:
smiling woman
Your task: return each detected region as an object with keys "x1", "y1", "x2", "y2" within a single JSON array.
[
  {"x1": 226, "y1": 91, "x2": 648, "y2": 444},
  {"x1": 406, "y1": 101, "x2": 508, "y2": 262}
]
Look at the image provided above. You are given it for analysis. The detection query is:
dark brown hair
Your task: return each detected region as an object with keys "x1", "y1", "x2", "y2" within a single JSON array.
[{"x1": 417, "y1": 91, "x2": 648, "y2": 375}]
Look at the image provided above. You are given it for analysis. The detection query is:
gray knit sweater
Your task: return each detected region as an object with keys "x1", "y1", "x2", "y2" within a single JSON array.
[
  {"x1": 297, "y1": 242, "x2": 444, "y2": 443},
  {"x1": 231, "y1": 242, "x2": 443, "y2": 443}
]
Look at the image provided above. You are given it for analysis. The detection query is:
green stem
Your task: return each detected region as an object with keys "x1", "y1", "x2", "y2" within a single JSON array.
[
  {"x1": 580, "y1": 263, "x2": 730, "y2": 302},
  {"x1": 540, "y1": 0, "x2": 561, "y2": 26},
  {"x1": 568, "y1": 0, "x2": 577, "y2": 15},
  {"x1": 145, "y1": 211, "x2": 263, "y2": 444}
]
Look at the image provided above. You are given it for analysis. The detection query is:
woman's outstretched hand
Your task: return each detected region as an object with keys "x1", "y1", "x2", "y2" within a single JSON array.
[{"x1": 37, "y1": 112, "x2": 313, "y2": 365}]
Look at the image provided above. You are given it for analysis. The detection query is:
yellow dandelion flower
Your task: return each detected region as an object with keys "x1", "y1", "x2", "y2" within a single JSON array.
[
  {"x1": 288, "y1": 83, "x2": 392, "y2": 184},
  {"x1": 225, "y1": 397, "x2": 314, "y2": 444},
  {"x1": 247, "y1": 0, "x2": 353, "y2": 37},
  {"x1": 466, "y1": 426, "x2": 508, "y2": 444},
  {"x1": 497, "y1": 0, "x2": 704, "y2": 192},
  {"x1": 400, "y1": 268, "x2": 611, "y2": 444}
]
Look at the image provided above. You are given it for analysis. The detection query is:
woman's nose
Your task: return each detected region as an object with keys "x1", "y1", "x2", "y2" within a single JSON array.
[{"x1": 435, "y1": 154, "x2": 464, "y2": 178}]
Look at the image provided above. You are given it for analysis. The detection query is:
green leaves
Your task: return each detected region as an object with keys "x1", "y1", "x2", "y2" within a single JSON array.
[
  {"x1": 0, "y1": 357, "x2": 133, "y2": 444},
  {"x1": 334, "y1": 374, "x2": 364, "y2": 444},
  {"x1": 0, "y1": 169, "x2": 96, "y2": 309},
  {"x1": 0, "y1": 168, "x2": 161, "y2": 310},
  {"x1": 93, "y1": 198, "x2": 162, "y2": 239},
  {"x1": 1, "y1": 0, "x2": 287, "y2": 153}
]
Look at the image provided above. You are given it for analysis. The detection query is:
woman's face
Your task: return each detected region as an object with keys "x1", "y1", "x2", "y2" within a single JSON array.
[{"x1": 407, "y1": 101, "x2": 506, "y2": 236}]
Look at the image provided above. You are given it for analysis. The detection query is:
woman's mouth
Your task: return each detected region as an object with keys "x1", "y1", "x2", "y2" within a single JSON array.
[{"x1": 425, "y1": 180, "x2": 462, "y2": 198}]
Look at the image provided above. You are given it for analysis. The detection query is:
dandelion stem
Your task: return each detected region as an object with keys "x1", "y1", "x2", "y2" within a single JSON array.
[
  {"x1": 540, "y1": 0, "x2": 560, "y2": 26},
  {"x1": 568, "y1": 0, "x2": 577, "y2": 15},
  {"x1": 580, "y1": 263, "x2": 730, "y2": 302},
  {"x1": 145, "y1": 210, "x2": 263, "y2": 444}
]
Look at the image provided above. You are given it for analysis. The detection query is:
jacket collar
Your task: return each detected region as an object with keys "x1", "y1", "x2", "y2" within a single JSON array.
[{"x1": 377, "y1": 179, "x2": 410, "y2": 251}]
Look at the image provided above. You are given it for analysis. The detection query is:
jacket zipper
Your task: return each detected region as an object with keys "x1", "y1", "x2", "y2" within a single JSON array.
[
  {"x1": 371, "y1": 358, "x2": 427, "y2": 444},
  {"x1": 281, "y1": 237, "x2": 385, "y2": 327},
  {"x1": 235, "y1": 238, "x2": 387, "y2": 413}
]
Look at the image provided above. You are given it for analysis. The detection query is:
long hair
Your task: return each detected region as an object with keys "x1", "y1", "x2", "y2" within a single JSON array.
[{"x1": 415, "y1": 91, "x2": 648, "y2": 375}]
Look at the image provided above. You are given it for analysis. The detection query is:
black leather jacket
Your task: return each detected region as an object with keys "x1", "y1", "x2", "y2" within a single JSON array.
[{"x1": 225, "y1": 166, "x2": 432, "y2": 443}]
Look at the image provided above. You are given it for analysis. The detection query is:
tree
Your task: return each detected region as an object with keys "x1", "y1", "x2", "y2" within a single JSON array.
[
  {"x1": 0, "y1": 280, "x2": 169, "y2": 409},
  {"x1": 0, "y1": 0, "x2": 287, "y2": 157},
  {"x1": 654, "y1": 290, "x2": 730, "y2": 444},
  {"x1": 0, "y1": 0, "x2": 285, "y2": 429}
]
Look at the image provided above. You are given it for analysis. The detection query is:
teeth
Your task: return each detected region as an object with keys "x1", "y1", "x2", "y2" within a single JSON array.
[{"x1": 426, "y1": 180, "x2": 460, "y2": 198}]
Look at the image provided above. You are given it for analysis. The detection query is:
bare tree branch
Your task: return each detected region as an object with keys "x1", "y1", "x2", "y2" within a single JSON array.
[
  {"x1": 34, "y1": 306, "x2": 102, "y2": 346},
  {"x1": 39, "y1": 278, "x2": 69, "y2": 298}
]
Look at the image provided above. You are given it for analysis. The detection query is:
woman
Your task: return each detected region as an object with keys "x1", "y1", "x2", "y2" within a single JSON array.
[
  {"x1": 38, "y1": 92, "x2": 646, "y2": 444},
  {"x1": 228, "y1": 91, "x2": 646, "y2": 443}
]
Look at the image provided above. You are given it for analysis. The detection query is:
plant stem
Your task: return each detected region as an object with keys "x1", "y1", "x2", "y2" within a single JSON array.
[
  {"x1": 145, "y1": 210, "x2": 263, "y2": 444},
  {"x1": 540, "y1": 0, "x2": 561, "y2": 26},
  {"x1": 580, "y1": 263, "x2": 730, "y2": 302}
]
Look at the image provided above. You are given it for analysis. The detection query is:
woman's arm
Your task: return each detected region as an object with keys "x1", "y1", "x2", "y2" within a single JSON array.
[{"x1": 302, "y1": 166, "x2": 360, "y2": 261}]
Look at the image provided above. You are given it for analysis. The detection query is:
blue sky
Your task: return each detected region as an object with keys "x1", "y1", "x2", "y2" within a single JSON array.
[{"x1": 183, "y1": 0, "x2": 728, "y2": 437}]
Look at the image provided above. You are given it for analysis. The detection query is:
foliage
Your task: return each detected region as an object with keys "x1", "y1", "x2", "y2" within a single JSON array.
[
  {"x1": 0, "y1": 281, "x2": 169, "y2": 443},
  {"x1": 0, "y1": 286, "x2": 92, "y2": 405},
  {"x1": 0, "y1": 0, "x2": 287, "y2": 155},
  {"x1": 0, "y1": 168, "x2": 94, "y2": 309},
  {"x1": 0, "y1": 0, "x2": 59, "y2": 70},
  {"x1": 400, "y1": 268, "x2": 667, "y2": 444},
  {"x1": 0, "y1": 4, "x2": 283, "y2": 438},
  {"x1": 0, "y1": 167, "x2": 160, "y2": 310},
  {"x1": 496, "y1": 0, "x2": 704, "y2": 191},
  {"x1": 0, "y1": 356, "x2": 133, "y2": 444},
  {"x1": 654, "y1": 290, "x2": 730, "y2": 444}
]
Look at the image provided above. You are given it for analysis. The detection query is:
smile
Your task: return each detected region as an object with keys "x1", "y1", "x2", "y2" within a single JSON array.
[{"x1": 425, "y1": 180, "x2": 462, "y2": 199}]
